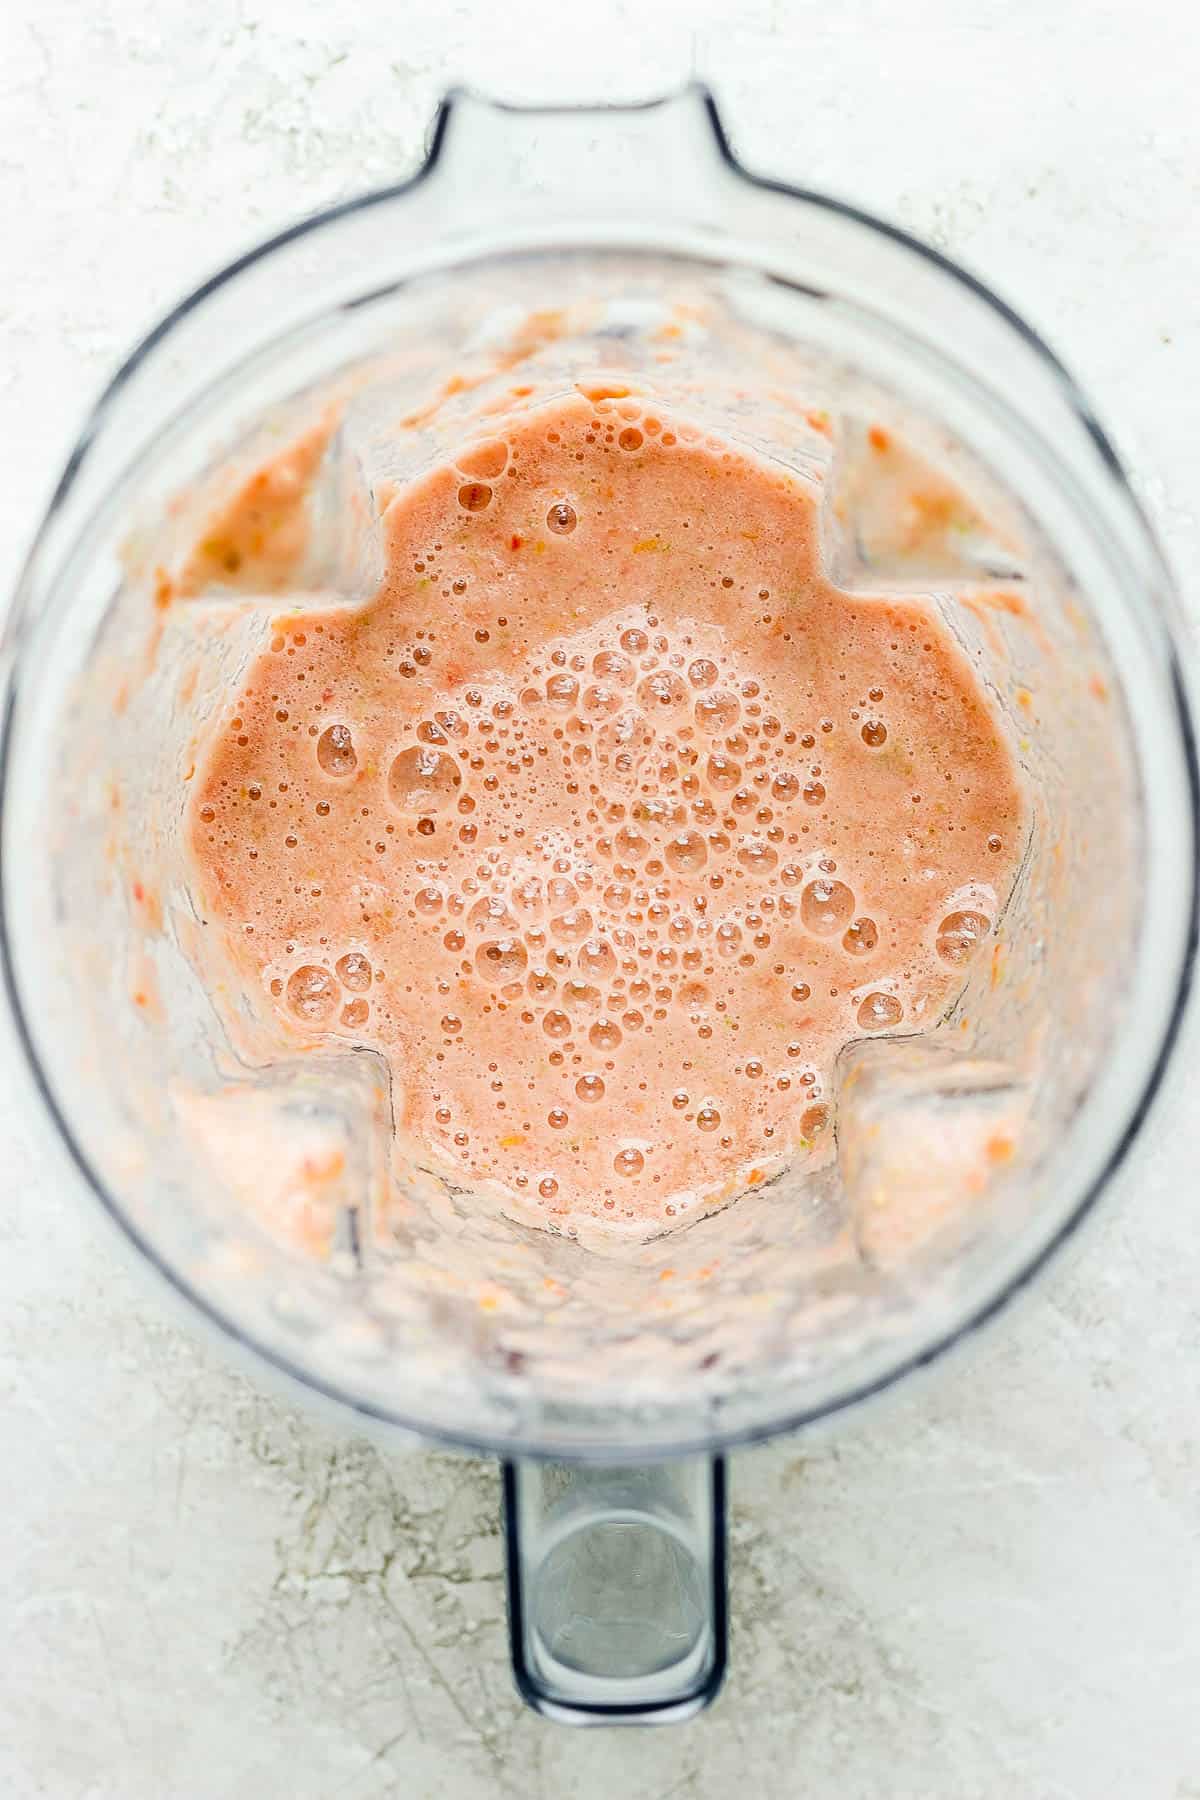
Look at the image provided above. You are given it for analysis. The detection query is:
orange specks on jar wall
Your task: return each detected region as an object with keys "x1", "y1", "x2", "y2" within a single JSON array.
[
  {"x1": 129, "y1": 955, "x2": 164, "y2": 1024},
  {"x1": 177, "y1": 417, "x2": 335, "y2": 598},
  {"x1": 130, "y1": 878, "x2": 164, "y2": 935}
]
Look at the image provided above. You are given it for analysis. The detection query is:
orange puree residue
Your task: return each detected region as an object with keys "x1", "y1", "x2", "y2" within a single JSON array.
[{"x1": 187, "y1": 396, "x2": 1022, "y2": 1230}]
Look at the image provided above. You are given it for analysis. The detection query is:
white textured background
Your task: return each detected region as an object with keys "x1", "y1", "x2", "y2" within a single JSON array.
[{"x1": 3, "y1": 3, "x2": 1200, "y2": 1794}]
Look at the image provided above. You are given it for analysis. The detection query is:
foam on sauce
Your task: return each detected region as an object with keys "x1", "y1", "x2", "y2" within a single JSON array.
[{"x1": 187, "y1": 394, "x2": 1023, "y2": 1230}]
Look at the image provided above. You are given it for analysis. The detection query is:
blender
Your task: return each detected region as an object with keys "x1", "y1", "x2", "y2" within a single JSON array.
[{"x1": 1, "y1": 88, "x2": 1194, "y2": 1722}]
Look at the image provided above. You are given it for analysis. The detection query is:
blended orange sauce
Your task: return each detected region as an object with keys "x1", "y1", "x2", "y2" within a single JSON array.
[{"x1": 187, "y1": 394, "x2": 1022, "y2": 1230}]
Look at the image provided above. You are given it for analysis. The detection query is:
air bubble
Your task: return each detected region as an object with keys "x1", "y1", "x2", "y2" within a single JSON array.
[
  {"x1": 546, "y1": 672, "x2": 579, "y2": 708},
  {"x1": 801, "y1": 878, "x2": 855, "y2": 936},
  {"x1": 317, "y1": 725, "x2": 357, "y2": 776},
  {"x1": 590, "y1": 1018, "x2": 622, "y2": 1050},
  {"x1": 470, "y1": 894, "x2": 517, "y2": 932},
  {"x1": 414, "y1": 886, "x2": 443, "y2": 915},
  {"x1": 803, "y1": 779, "x2": 826, "y2": 806},
  {"x1": 547, "y1": 502, "x2": 577, "y2": 534},
  {"x1": 638, "y1": 670, "x2": 688, "y2": 711},
  {"x1": 706, "y1": 752, "x2": 742, "y2": 791},
  {"x1": 551, "y1": 906, "x2": 593, "y2": 942},
  {"x1": 591, "y1": 650, "x2": 633, "y2": 688},
  {"x1": 633, "y1": 796, "x2": 678, "y2": 830},
  {"x1": 935, "y1": 910, "x2": 991, "y2": 964},
  {"x1": 620, "y1": 627, "x2": 649, "y2": 655},
  {"x1": 696, "y1": 1105, "x2": 721, "y2": 1132},
  {"x1": 614, "y1": 1146, "x2": 644, "y2": 1176},
  {"x1": 543, "y1": 1010, "x2": 571, "y2": 1038},
  {"x1": 737, "y1": 842, "x2": 778, "y2": 875},
  {"x1": 341, "y1": 999, "x2": 370, "y2": 1028},
  {"x1": 576, "y1": 1074, "x2": 606, "y2": 1103},
  {"x1": 842, "y1": 918, "x2": 878, "y2": 956},
  {"x1": 800, "y1": 1104, "x2": 829, "y2": 1140},
  {"x1": 665, "y1": 830, "x2": 708, "y2": 874},
  {"x1": 475, "y1": 937, "x2": 529, "y2": 983},
  {"x1": 578, "y1": 938, "x2": 616, "y2": 978},
  {"x1": 287, "y1": 965, "x2": 337, "y2": 1022},
  {"x1": 458, "y1": 482, "x2": 493, "y2": 512},
  {"x1": 771, "y1": 772, "x2": 800, "y2": 802},
  {"x1": 336, "y1": 951, "x2": 373, "y2": 991},
  {"x1": 861, "y1": 720, "x2": 888, "y2": 747},
  {"x1": 695, "y1": 690, "x2": 740, "y2": 735},
  {"x1": 688, "y1": 659, "x2": 718, "y2": 690},
  {"x1": 388, "y1": 746, "x2": 461, "y2": 812},
  {"x1": 615, "y1": 826, "x2": 649, "y2": 862},
  {"x1": 582, "y1": 683, "x2": 622, "y2": 717},
  {"x1": 857, "y1": 991, "x2": 903, "y2": 1030}
]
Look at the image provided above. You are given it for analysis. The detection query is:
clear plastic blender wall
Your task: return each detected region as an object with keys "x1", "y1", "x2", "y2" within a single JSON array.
[
  {"x1": 4, "y1": 95, "x2": 1178, "y2": 1462},
  {"x1": 9, "y1": 73, "x2": 1180, "y2": 1461}
]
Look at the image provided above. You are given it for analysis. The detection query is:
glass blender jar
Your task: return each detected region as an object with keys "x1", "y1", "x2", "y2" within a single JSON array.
[{"x1": 1, "y1": 89, "x2": 1194, "y2": 1722}]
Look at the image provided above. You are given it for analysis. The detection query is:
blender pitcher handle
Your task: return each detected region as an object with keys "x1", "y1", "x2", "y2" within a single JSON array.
[
  {"x1": 421, "y1": 84, "x2": 736, "y2": 233},
  {"x1": 502, "y1": 1456, "x2": 727, "y2": 1723}
]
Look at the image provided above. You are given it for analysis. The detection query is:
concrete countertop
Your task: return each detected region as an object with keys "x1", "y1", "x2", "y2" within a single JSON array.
[{"x1": 2, "y1": 2, "x2": 1198, "y2": 1793}]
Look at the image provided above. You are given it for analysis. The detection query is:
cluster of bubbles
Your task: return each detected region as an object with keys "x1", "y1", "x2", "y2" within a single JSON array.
[
  {"x1": 338, "y1": 607, "x2": 990, "y2": 1205},
  {"x1": 225, "y1": 588, "x2": 999, "y2": 1209},
  {"x1": 192, "y1": 412, "x2": 1004, "y2": 1218},
  {"x1": 271, "y1": 948, "x2": 375, "y2": 1031},
  {"x1": 448, "y1": 408, "x2": 681, "y2": 530}
]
